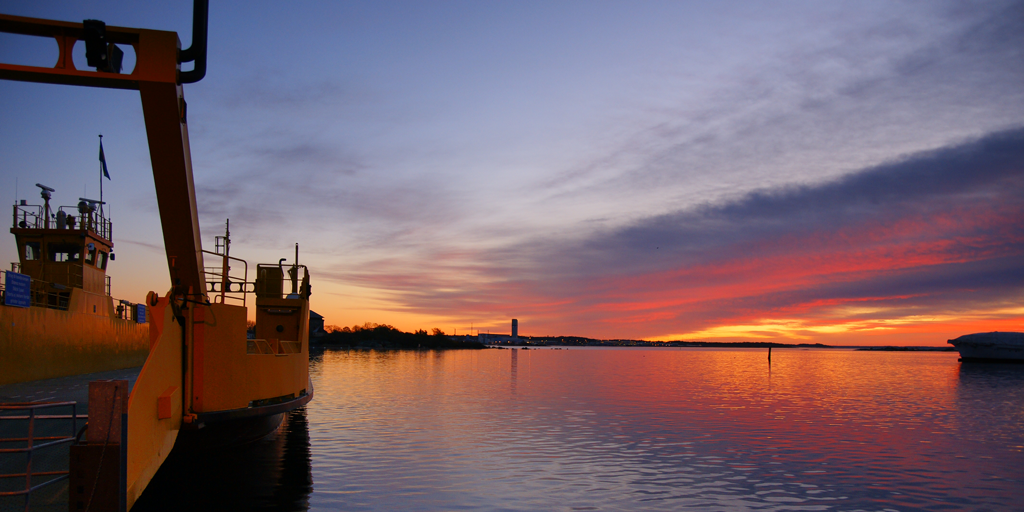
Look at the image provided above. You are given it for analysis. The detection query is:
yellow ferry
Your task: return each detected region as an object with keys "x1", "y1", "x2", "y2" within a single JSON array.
[{"x1": 0, "y1": 2, "x2": 313, "y2": 509}]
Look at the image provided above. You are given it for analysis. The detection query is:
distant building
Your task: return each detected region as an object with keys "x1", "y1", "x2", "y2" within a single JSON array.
[
  {"x1": 309, "y1": 310, "x2": 325, "y2": 339},
  {"x1": 476, "y1": 318, "x2": 527, "y2": 345}
]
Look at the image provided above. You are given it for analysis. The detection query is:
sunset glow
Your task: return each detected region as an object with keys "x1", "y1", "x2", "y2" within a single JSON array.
[{"x1": 2, "y1": 1, "x2": 1022, "y2": 345}]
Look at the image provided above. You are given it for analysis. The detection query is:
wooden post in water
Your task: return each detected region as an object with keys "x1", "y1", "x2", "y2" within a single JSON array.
[{"x1": 768, "y1": 346, "x2": 772, "y2": 363}]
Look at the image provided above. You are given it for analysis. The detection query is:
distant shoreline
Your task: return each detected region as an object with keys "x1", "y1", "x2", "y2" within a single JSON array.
[
  {"x1": 309, "y1": 341, "x2": 956, "y2": 352},
  {"x1": 852, "y1": 346, "x2": 956, "y2": 352},
  {"x1": 475, "y1": 338, "x2": 956, "y2": 350},
  {"x1": 312, "y1": 325, "x2": 956, "y2": 351},
  {"x1": 313, "y1": 340, "x2": 485, "y2": 350}
]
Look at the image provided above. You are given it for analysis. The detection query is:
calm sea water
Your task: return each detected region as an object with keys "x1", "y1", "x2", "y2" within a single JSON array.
[{"x1": 137, "y1": 347, "x2": 1024, "y2": 511}]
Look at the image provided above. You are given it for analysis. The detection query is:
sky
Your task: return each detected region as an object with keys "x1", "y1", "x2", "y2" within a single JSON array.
[{"x1": 1, "y1": 0, "x2": 1022, "y2": 345}]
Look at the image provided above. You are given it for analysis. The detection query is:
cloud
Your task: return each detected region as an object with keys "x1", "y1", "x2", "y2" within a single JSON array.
[
  {"x1": 531, "y1": 0, "x2": 1024, "y2": 216},
  {"x1": 170, "y1": 0, "x2": 1023, "y2": 340},
  {"x1": 189, "y1": 122, "x2": 470, "y2": 254},
  {"x1": 351, "y1": 126, "x2": 1024, "y2": 339},
  {"x1": 577, "y1": 126, "x2": 1024, "y2": 269},
  {"x1": 115, "y1": 238, "x2": 166, "y2": 253}
]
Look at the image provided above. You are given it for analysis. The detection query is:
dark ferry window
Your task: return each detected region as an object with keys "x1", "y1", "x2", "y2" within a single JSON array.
[
  {"x1": 96, "y1": 251, "x2": 108, "y2": 270},
  {"x1": 50, "y1": 244, "x2": 81, "y2": 263},
  {"x1": 25, "y1": 242, "x2": 41, "y2": 261},
  {"x1": 85, "y1": 247, "x2": 97, "y2": 265}
]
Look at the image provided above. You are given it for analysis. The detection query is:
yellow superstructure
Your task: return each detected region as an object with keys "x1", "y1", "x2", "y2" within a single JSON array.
[{"x1": 1, "y1": 195, "x2": 149, "y2": 386}]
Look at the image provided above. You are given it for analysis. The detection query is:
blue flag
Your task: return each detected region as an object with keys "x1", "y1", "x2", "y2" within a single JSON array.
[{"x1": 99, "y1": 140, "x2": 110, "y2": 180}]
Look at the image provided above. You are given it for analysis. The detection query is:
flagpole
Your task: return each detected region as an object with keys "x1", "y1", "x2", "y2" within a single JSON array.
[{"x1": 99, "y1": 134, "x2": 104, "y2": 218}]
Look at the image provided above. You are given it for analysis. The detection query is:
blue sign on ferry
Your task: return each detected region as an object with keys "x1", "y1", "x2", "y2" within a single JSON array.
[
  {"x1": 136, "y1": 303, "x2": 146, "y2": 323},
  {"x1": 4, "y1": 272, "x2": 31, "y2": 308}
]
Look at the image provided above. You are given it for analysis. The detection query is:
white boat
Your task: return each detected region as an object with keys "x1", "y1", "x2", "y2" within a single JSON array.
[{"x1": 947, "y1": 332, "x2": 1024, "y2": 362}]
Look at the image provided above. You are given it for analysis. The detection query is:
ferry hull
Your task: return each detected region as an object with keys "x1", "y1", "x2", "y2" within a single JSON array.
[
  {"x1": 175, "y1": 385, "x2": 313, "y2": 450},
  {"x1": 0, "y1": 291, "x2": 149, "y2": 385}
]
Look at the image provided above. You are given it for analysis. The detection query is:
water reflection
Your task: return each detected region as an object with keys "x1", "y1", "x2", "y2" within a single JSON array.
[
  {"x1": 955, "y1": 362, "x2": 1024, "y2": 450},
  {"x1": 957, "y1": 361, "x2": 1024, "y2": 387},
  {"x1": 133, "y1": 408, "x2": 312, "y2": 511},
  {"x1": 510, "y1": 348, "x2": 517, "y2": 397},
  {"x1": 130, "y1": 348, "x2": 1024, "y2": 510},
  {"x1": 304, "y1": 347, "x2": 1023, "y2": 511}
]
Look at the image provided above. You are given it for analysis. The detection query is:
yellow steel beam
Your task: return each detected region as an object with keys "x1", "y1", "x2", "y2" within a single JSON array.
[{"x1": 139, "y1": 79, "x2": 207, "y2": 300}]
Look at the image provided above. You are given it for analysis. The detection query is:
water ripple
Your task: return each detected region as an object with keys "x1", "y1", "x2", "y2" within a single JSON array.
[{"x1": 296, "y1": 347, "x2": 1024, "y2": 511}]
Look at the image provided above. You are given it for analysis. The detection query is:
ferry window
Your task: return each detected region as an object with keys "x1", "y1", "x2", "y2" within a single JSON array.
[
  {"x1": 96, "y1": 251, "x2": 108, "y2": 270},
  {"x1": 25, "y1": 242, "x2": 41, "y2": 261},
  {"x1": 85, "y1": 247, "x2": 97, "y2": 265},
  {"x1": 49, "y1": 244, "x2": 81, "y2": 263}
]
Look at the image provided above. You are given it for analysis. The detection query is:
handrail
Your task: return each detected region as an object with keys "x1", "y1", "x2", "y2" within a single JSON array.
[
  {"x1": 201, "y1": 249, "x2": 250, "y2": 306},
  {"x1": 113, "y1": 297, "x2": 147, "y2": 322},
  {"x1": 1, "y1": 269, "x2": 147, "y2": 321},
  {"x1": 11, "y1": 203, "x2": 112, "y2": 241},
  {"x1": 0, "y1": 401, "x2": 80, "y2": 510},
  {"x1": 1, "y1": 268, "x2": 78, "y2": 310}
]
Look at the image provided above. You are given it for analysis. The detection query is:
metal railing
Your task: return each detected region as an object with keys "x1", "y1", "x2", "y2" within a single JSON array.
[
  {"x1": 0, "y1": 401, "x2": 80, "y2": 512},
  {"x1": 2, "y1": 267, "x2": 83, "y2": 294},
  {"x1": 202, "y1": 250, "x2": 251, "y2": 306},
  {"x1": 1, "y1": 271, "x2": 146, "y2": 323},
  {"x1": 1, "y1": 269, "x2": 76, "y2": 311},
  {"x1": 113, "y1": 298, "x2": 146, "y2": 322},
  {"x1": 12, "y1": 203, "x2": 112, "y2": 241}
]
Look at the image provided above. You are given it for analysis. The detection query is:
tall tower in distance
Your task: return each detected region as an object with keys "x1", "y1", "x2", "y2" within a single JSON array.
[{"x1": 512, "y1": 319, "x2": 518, "y2": 339}]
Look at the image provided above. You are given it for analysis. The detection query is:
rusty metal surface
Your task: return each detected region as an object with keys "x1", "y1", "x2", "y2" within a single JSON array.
[{"x1": 86, "y1": 381, "x2": 127, "y2": 445}]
